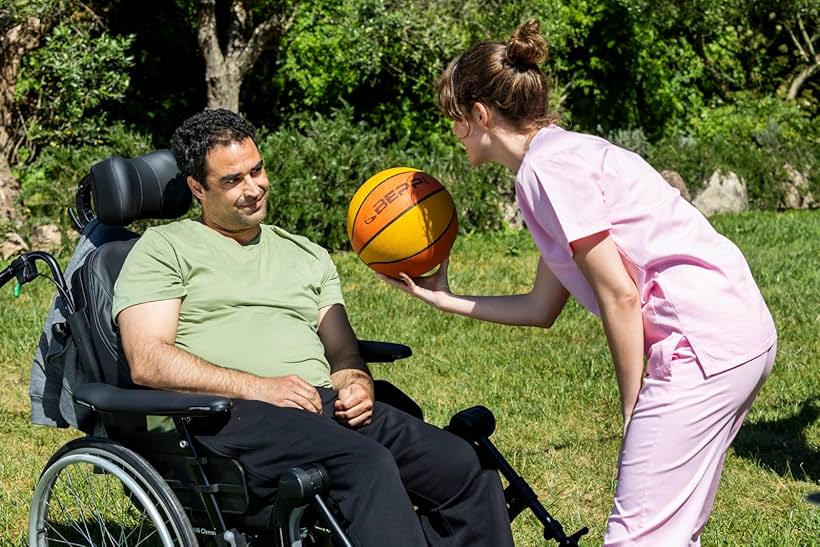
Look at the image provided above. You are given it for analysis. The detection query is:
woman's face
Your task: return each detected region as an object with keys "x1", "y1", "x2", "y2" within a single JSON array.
[{"x1": 452, "y1": 114, "x2": 493, "y2": 166}]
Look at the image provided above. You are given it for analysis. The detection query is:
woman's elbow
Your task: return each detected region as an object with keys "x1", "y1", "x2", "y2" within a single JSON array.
[
  {"x1": 527, "y1": 290, "x2": 568, "y2": 328},
  {"x1": 603, "y1": 288, "x2": 641, "y2": 314}
]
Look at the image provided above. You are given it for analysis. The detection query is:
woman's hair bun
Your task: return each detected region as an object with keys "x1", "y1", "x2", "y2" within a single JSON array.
[{"x1": 506, "y1": 19, "x2": 548, "y2": 67}]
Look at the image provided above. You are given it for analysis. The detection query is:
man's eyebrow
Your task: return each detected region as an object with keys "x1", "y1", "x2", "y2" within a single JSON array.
[{"x1": 218, "y1": 160, "x2": 264, "y2": 184}]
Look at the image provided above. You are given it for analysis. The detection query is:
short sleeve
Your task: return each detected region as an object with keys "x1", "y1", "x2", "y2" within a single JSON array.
[
  {"x1": 316, "y1": 248, "x2": 345, "y2": 310},
  {"x1": 111, "y1": 229, "x2": 187, "y2": 321},
  {"x1": 517, "y1": 156, "x2": 612, "y2": 255}
]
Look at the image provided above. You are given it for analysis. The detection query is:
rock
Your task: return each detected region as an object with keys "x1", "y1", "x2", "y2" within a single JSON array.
[
  {"x1": 30, "y1": 223, "x2": 63, "y2": 253},
  {"x1": 781, "y1": 163, "x2": 816, "y2": 209},
  {"x1": 500, "y1": 200, "x2": 524, "y2": 230},
  {"x1": 660, "y1": 170, "x2": 691, "y2": 201},
  {"x1": 0, "y1": 160, "x2": 22, "y2": 222},
  {"x1": 1, "y1": 232, "x2": 28, "y2": 260},
  {"x1": 692, "y1": 170, "x2": 748, "y2": 217}
]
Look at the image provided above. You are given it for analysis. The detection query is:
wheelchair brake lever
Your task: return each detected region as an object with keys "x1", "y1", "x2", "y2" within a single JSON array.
[
  {"x1": 2, "y1": 252, "x2": 74, "y2": 313},
  {"x1": 0, "y1": 255, "x2": 37, "y2": 290}
]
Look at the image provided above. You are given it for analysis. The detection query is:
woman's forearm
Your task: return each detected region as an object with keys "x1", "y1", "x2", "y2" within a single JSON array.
[
  {"x1": 437, "y1": 291, "x2": 568, "y2": 327},
  {"x1": 598, "y1": 293, "x2": 644, "y2": 421},
  {"x1": 434, "y1": 258, "x2": 570, "y2": 327}
]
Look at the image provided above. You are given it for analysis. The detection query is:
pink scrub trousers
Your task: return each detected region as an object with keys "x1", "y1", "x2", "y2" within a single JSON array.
[{"x1": 603, "y1": 336, "x2": 777, "y2": 546}]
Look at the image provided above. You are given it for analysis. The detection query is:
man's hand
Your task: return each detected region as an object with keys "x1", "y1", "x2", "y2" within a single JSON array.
[
  {"x1": 334, "y1": 381, "x2": 374, "y2": 428},
  {"x1": 253, "y1": 375, "x2": 323, "y2": 414},
  {"x1": 318, "y1": 303, "x2": 374, "y2": 427}
]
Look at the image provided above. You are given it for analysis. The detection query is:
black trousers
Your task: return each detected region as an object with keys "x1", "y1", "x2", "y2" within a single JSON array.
[{"x1": 190, "y1": 388, "x2": 514, "y2": 547}]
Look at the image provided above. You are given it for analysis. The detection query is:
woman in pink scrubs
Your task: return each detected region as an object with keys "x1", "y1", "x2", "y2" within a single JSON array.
[{"x1": 380, "y1": 20, "x2": 777, "y2": 546}]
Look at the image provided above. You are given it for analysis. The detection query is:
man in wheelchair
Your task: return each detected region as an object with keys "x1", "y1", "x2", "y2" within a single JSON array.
[{"x1": 112, "y1": 108, "x2": 514, "y2": 547}]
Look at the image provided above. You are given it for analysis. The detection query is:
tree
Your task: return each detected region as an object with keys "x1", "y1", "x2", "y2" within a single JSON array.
[
  {"x1": 1, "y1": 0, "x2": 134, "y2": 225},
  {"x1": 0, "y1": 0, "x2": 59, "y2": 221},
  {"x1": 777, "y1": 1, "x2": 819, "y2": 101},
  {"x1": 191, "y1": 0, "x2": 298, "y2": 111}
]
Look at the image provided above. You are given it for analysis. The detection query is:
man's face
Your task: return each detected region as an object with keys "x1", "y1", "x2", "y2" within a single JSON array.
[{"x1": 192, "y1": 137, "x2": 269, "y2": 235}]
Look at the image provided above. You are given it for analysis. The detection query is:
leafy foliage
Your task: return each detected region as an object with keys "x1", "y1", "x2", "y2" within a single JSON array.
[
  {"x1": 16, "y1": 124, "x2": 152, "y2": 229},
  {"x1": 3, "y1": 0, "x2": 818, "y2": 229},
  {"x1": 648, "y1": 95, "x2": 819, "y2": 207},
  {"x1": 260, "y1": 106, "x2": 511, "y2": 250},
  {"x1": 15, "y1": 24, "x2": 134, "y2": 154}
]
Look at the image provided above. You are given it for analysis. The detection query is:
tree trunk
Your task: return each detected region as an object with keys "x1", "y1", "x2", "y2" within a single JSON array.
[
  {"x1": 0, "y1": 16, "x2": 49, "y2": 221},
  {"x1": 205, "y1": 61, "x2": 243, "y2": 112},
  {"x1": 785, "y1": 55, "x2": 820, "y2": 100},
  {"x1": 195, "y1": 0, "x2": 297, "y2": 112},
  {"x1": 0, "y1": 153, "x2": 20, "y2": 222}
]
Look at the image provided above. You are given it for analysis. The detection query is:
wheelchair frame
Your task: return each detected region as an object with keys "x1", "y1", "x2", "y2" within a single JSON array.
[{"x1": 7, "y1": 150, "x2": 587, "y2": 547}]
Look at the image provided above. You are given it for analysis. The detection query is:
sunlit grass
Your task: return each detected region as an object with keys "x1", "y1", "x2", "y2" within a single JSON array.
[{"x1": 1, "y1": 210, "x2": 817, "y2": 545}]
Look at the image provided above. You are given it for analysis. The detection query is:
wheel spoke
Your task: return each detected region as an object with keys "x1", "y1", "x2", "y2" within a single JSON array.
[
  {"x1": 84, "y1": 466, "x2": 130, "y2": 546},
  {"x1": 79, "y1": 462, "x2": 118, "y2": 545},
  {"x1": 32, "y1": 445, "x2": 191, "y2": 547},
  {"x1": 132, "y1": 527, "x2": 161, "y2": 547},
  {"x1": 48, "y1": 473, "x2": 95, "y2": 544},
  {"x1": 63, "y1": 465, "x2": 95, "y2": 540},
  {"x1": 43, "y1": 519, "x2": 88, "y2": 547}
]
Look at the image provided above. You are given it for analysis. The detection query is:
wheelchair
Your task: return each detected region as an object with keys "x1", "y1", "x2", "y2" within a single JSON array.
[{"x1": 5, "y1": 150, "x2": 588, "y2": 546}]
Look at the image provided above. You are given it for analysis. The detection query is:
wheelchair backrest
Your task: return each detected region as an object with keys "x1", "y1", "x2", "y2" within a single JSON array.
[
  {"x1": 66, "y1": 150, "x2": 192, "y2": 433},
  {"x1": 71, "y1": 239, "x2": 138, "y2": 389}
]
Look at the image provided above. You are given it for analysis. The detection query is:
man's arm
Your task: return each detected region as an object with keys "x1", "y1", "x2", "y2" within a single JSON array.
[
  {"x1": 318, "y1": 303, "x2": 374, "y2": 427},
  {"x1": 118, "y1": 299, "x2": 323, "y2": 413}
]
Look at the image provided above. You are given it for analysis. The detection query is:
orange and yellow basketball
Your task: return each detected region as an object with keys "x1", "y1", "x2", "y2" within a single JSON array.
[{"x1": 347, "y1": 167, "x2": 458, "y2": 278}]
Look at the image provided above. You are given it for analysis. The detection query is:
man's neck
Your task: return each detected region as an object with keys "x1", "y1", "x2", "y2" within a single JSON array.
[{"x1": 198, "y1": 217, "x2": 261, "y2": 245}]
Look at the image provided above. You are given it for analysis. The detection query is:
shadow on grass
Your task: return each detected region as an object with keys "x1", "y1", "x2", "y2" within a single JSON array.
[{"x1": 732, "y1": 397, "x2": 819, "y2": 482}]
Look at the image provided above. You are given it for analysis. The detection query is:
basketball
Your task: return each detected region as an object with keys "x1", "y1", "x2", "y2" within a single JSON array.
[{"x1": 347, "y1": 167, "x2": 458, "y2": 278}]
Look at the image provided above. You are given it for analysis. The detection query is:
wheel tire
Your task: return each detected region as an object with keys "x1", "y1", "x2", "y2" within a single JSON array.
[{"x1": 29, "y1": 436, "x2": 198, "y2": 546}]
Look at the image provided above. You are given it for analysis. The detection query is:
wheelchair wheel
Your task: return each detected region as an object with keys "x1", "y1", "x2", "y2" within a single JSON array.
[{"x1": 29, "y1": 436, "x2": 197, "y2": 546}]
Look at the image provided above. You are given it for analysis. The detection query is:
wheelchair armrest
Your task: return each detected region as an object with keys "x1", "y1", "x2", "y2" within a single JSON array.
[
  {"x1": 73, "y1": 383, "x2": 233, "y2": 416},
  {"x1": 358, "y1": 340, "x2": 412, "y2": 363}
]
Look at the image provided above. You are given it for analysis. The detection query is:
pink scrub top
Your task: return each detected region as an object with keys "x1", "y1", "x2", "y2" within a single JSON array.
[{"x1": 515, "y1": 126, "x2": 776, "y2": 376}]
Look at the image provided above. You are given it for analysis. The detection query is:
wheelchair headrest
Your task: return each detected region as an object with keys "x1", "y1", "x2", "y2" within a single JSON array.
[{"x1": 76, "y1": 149, "x2": 192, "y2": 227}]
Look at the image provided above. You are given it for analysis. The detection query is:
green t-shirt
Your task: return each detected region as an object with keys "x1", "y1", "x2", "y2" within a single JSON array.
[{"x1": 112, "y1": 219, "x2": 344, "y2": 388}]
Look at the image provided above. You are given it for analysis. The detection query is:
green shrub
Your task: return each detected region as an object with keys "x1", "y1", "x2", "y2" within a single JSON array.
[
  {"x1": 259, "y1": 107, "x2": 387, "y2": 248},
  {"x1": 648, "y1": 96, "x2": 819, "y2": 208},
  {"x1": 260, "y1": 107, "x2": 512, "y2": 250},
  {"x1": 15, "y1": 23, "x2": 134, "y2": 153},
  {"x1": 16, "y1": 124, "x2": 154, "y2": 232}
]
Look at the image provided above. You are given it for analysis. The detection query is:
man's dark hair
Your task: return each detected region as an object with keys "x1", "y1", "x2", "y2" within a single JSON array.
[{"x1": 170, "y1": 109, "x2": 257, "y2": 186}]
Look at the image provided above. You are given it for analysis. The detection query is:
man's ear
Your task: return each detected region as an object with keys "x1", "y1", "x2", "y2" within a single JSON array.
[{"x1": 187, "y1": 176, "x2": 205, "y2": 200}]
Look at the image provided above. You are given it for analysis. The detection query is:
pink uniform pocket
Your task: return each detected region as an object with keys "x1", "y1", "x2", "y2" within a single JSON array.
[{"x1": 645, "y1": 332, "x2": 688, "y2": 381}]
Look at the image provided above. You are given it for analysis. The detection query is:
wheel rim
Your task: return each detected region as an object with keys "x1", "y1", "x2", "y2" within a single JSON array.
[{"x1": 30, "y1": 448, "x2": 185, "y2": 546}]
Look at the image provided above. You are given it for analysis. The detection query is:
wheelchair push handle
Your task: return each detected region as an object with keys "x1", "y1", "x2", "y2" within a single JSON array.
[
  {"x1": 0, "y1": 261, "x2": 15, "y2": 287},
  {"x1": 0, "y1": 252, "x2": 73, "y2": 313},
  {"x1": 0, "y1": 254, "x2": 36, "y2": 288}
]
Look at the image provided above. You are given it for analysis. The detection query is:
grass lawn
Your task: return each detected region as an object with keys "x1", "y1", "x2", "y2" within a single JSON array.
[{"x1": 1, "y1": 210, "x2": 818, "y2": 545}]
